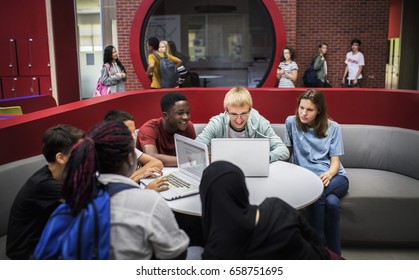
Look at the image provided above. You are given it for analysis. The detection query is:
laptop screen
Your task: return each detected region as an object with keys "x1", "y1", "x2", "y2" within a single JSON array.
[{"x1": 174, "y1": 134, "x2": 209, "y2": 180}]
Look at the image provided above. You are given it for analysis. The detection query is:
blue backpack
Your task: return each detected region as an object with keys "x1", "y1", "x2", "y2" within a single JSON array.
[
  {"x1": 33, "y1": 182, "x2": 134, "y2": 260},
  {"x1": 153, "y1": 51, "x2": 179, "y2": 88},
  {"x1": 302, "y1": 57, "x2": 321, "y2": 87}
]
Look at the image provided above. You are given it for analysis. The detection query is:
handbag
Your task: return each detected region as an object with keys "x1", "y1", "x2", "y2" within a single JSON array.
[{"x1": 94, "y1": 64, "x2": 111, "y2": 97}]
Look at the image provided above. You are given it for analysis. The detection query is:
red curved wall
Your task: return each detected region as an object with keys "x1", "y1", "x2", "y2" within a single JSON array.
[{"x1": 1, "y1": 88, "x2": 418, "y2": 165}]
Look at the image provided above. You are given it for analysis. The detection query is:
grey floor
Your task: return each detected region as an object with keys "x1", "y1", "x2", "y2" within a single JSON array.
[{"x1": 342, "y1": 246, "x2": 419, "y2": 260}]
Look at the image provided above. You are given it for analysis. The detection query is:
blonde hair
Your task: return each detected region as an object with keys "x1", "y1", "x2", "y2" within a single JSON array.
[
  {"x1": 158, "y1": 40, "x2": 171, "y2": 54},
  {"x1": 223, "y1": 87, "x2": 253, "y2": 110}
]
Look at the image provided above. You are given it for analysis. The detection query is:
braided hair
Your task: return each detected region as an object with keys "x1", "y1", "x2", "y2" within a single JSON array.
[{"x1": 63, "y1": 121, "x2": 134, "y2": 215}]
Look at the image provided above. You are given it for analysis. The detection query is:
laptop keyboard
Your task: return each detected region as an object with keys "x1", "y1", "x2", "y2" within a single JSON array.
[{"x1": 165, "y1": 173, "x2": 193, "y2": 193}]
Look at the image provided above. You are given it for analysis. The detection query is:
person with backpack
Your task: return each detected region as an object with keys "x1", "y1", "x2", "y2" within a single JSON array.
[
  {"x1": 146, "y1": 37, "x2": 182, "y2": 88},
  {"x1": 313, "y1": 42, "x2": 331, "y2": 87},
  {"x1": 7, "y1": 124, "x2": 84, "y2": 259},
  {"x1": 100, "y1": 45, "x2": 127, "y2": 93},
  {"x1": 35, "y1": 121, "x2": 189, "y2": 259}
]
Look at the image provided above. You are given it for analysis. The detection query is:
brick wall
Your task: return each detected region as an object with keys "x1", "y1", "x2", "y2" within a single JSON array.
[
  {"x1": 296, "y1": 0, "x2": 389, "y2": 88},
  {"x1": 117, "y1": 0, "x2": 144, "y2": 91},
  {"x1": 276, "y1": 0, "x2": 297, "y2": 47},
  {"x1": 117, "y1": 0, "x2": 389, "y2": 90}
]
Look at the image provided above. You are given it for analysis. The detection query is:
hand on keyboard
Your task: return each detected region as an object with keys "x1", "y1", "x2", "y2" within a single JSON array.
[{"x1": 145, "y1": 177, "x2": 169, "y2": 192}]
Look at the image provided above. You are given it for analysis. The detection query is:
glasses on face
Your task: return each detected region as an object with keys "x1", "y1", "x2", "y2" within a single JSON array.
[{"x1": 227, "y1": 110, "x2": 250, "y2": 120}]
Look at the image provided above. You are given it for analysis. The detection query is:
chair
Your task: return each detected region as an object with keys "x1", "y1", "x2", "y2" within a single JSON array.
[{"x1": 0, "y1": 106, "x2": 23, "y2": 115}]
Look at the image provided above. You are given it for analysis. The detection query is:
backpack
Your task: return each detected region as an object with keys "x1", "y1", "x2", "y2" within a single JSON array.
[
  {"x1": 153, "y1": 52, "x2": 179, "y2": 88},
  {"x1": 32, "y1": 182, "x2": 135, "y2": 260},
  {"x1": 94, "y1": 64, "x2": 111, "y2": 97},
  {"x1": 302, "y1": 59, "x2": 321, "y2": 87}
]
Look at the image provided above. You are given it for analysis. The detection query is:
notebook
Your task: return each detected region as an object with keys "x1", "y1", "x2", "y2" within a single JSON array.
[
  {"x1": 211, "y1": 138, "x2": 270, "y2": 177},
  {"x1": 158, "y1": 133, "x2": 209, "y2": 200}
]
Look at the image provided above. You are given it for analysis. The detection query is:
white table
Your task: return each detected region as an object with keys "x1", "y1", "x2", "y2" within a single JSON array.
[{"x1": 143, "y1": 161, "x2": 323, "y2": 216}]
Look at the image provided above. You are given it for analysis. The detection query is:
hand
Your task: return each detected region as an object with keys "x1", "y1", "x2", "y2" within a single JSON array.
[
  {"x1": 145, "y1": 177, "x2": 169, "y2": 192},
  {"x1": 353, "y1": 78, "x2": 358, "y2": 85},
  {"x1": 341, "y1": 78, "x2": 346, "y2": 85},
  {"x1": 319, "y1": 172, "x2": 333, "y2": 187},
  {"x1": 143, "y1": 167, "x2": 163, "y2": 178}
]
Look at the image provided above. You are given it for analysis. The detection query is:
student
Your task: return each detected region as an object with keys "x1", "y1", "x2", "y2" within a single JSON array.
[
  {"x1": 100, "y1": 45, "x2": 127, "y2": 93},
  {"x1": 103, "y1": 109, "x2": 164, "y2": 182},
  {"x1": 146, "y1": 37, "x2": 182, "y2": 89},
  {"x1": 284, "y1": 89, "x2": 349, "y2": 255},
  {"x1": 6, "y1": 124, "x2": 84, "y2": 259},
  {"x1": 158, "y1": 40, "x2": 171, "y2": 54},
  {"x1": 196, "y1": 86, "x2": 289, "y2": 162},
  {"x1": 277, "y1": 46, "x2": 298, "y2": 88},
  {"x1": 313, "y1": 42, "x2": 331, "y2": 87},
  {"x1": 138, "y1": 91, "x2": 196, "y2": 167},
  {"x1": 341, "y1": 39, "x2": 365, "y2": 87},
  {"x1": 63, "y1": 121, "x2": 189, "y2": 259},
  {"x1": 200, "y1": 161, "x2": 334, "y2": 260}
]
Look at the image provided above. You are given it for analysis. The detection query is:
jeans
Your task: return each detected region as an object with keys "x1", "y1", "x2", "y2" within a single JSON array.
[{"x1": 308, "y1": 175, "x2": 349, "y2": 255}]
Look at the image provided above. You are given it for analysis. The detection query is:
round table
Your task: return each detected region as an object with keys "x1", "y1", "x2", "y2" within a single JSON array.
[{"x1": 144, "y1": 161, "x2": 323, "y2": 216}]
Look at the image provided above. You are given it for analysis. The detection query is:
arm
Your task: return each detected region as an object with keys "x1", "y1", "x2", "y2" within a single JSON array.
[
  {"x1": 313, "y1": 55, "x2": 323, "y2": 71},
  {"x1": 353, "y1": 66, "x2": 363, "y2": 85},
  {"x1": 146, "y1": 54, "x2": 155, "y2": 77},
  {"x1": 100, "y1": 65, "x2": 120, "y2": 86},
  {"x1": 286, "y1": 69, "x2": 298, "y2": 82},
  {"x1": 259, "y1": 120, "x2": 290, "y2": 162},
  {"x1": 142, "y1": 144, "x2": 178, "y2": 167},
  {"x1": 341, "y1": 65, "x2": 348, "y2": 85},
  {"x1": 195, "y1": 115, "x2": 223, "y2": 147},
  {"x1": 130, "y1": 153, "x2": 164, "y2": 182},
  {"x1": 319, "y1": 156, "x2": 340, "y2": 187}
]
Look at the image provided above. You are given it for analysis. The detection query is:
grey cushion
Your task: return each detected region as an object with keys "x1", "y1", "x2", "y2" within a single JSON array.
[
  {"x1": 0, "y1": 155, "x2": 46, "y2": 237},
  {"x1": 342, "y1": 169, "x2": 419, "y2": 245}
]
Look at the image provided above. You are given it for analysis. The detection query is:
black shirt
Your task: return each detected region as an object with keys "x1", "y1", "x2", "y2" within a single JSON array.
[{"x1": 6, "y1": 165, "x2": 62, "y2": 259}]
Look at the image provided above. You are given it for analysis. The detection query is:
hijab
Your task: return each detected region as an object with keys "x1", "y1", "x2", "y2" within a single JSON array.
[{"x1": 199, "y1": 161, "x2": 257, "y2": 259}]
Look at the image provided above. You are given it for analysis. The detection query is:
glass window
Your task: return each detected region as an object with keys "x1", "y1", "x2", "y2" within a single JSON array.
[{"x1": 143, "y1": 0, "x2": 275, "y2": 88}]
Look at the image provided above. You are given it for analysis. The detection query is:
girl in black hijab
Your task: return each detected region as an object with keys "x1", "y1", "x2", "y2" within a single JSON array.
[{"x1": 200, "y1": 161, "x2": 334, "y2": 260}]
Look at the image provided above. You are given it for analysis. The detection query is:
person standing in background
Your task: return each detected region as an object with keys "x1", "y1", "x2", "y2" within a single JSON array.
[
  {"x1": 146, "y1": 37, "x2": 182, "y2": 89},
  {"x1": 313, "y1": 42, "x2": 331, "y2": 87},
  {"x1": 100, "y1": 45, "x2": 127, "y2": 93},
  {"x1": 277, "y1": 46, "x2": 298, "y2": 88},
  {"x1": 341, "y1": 39, "x2": 364, "y2": 87},
  {"x1": 158, "y1": 40, "x2": 171, "y2": 54}
]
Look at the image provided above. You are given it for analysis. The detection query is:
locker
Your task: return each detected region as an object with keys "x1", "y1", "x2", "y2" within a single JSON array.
[
  {"x1": 1, "y1": 77, "x2": 40, "y2": 98},
  {"x1": 17, "y1": 37, "x2": 50, "y2": 76},
  {"x1": 0, "y1": 38, "x2": 18, "y2": 76},
  {"x1": 39, "y1": 76, "x2": 52, "y2": 95}
]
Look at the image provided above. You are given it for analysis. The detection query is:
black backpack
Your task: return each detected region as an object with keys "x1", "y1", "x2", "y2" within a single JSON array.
[
  {"x1": 153, "y1": 52, "x2": 179, "y2": 88},
  {"x1": 302, "y1": 58, "x2": 321, "y2": 87}
]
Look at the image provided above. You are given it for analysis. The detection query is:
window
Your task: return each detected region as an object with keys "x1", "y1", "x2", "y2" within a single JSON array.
[{"x1": 142, "y1": 0, "x2": 276, "y2": 88}]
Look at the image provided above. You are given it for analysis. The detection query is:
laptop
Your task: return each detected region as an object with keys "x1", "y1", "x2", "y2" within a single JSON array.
[
  {"x1": 158, "y1": 133, "x2": 210, "y2": 200},
  {"x1": 211, "y1": 138, "x2": 270, "y2": 177}
]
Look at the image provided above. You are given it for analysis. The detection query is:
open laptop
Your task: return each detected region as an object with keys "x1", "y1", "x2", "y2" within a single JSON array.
[
  {"x1": 211, "y1": 138, "x2": 270, "y2": 177},
  {"x1": 158, "y1": 133, "x2": 210, "y2": 200}
]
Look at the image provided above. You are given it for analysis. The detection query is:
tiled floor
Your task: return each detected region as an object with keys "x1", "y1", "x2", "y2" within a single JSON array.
[{"x1": 342, "y1": 246, "x2": 419, "y2": 260}]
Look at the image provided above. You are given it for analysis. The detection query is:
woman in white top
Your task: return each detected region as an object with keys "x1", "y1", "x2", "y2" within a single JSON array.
[{"x1": 277, "y1": 46, "x2": 298, "y2": 88}]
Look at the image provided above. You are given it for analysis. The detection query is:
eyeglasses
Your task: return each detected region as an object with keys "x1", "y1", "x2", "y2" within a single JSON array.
[{"x1": 227, "y1": 111, "x2": 250, "y2": 119}]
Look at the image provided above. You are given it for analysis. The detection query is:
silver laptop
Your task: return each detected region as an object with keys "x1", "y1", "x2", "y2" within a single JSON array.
[
  {"x1": 211, "y1": 138, "x2": 270, "y2": 177},
  {"x1": 158, "y1": 133, "x2": 210, "y2": 200}
]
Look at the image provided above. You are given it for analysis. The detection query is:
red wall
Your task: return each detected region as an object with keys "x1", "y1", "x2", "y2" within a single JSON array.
[
  {"x1": 388, "y1": 0, "x2": 402, "y2": 38},
  {"x1": 1, "y1": 88, "x2": 418, "y2": 165}
]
